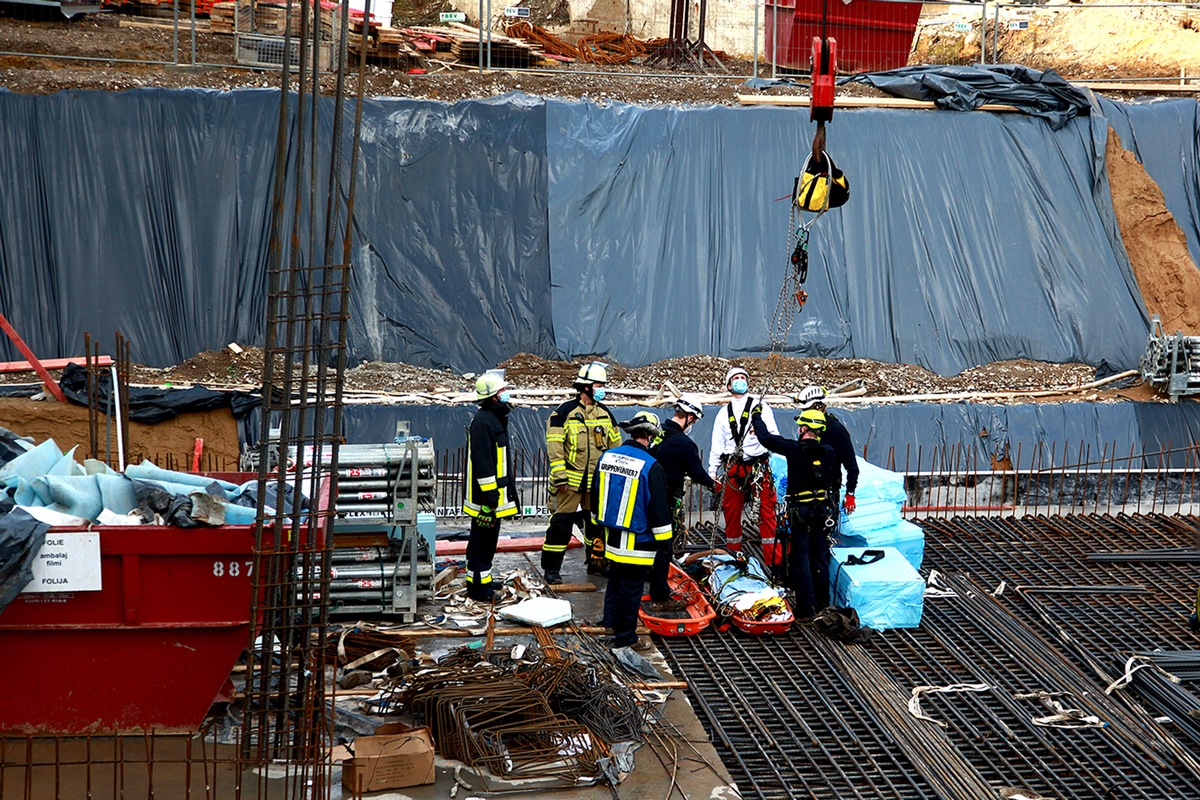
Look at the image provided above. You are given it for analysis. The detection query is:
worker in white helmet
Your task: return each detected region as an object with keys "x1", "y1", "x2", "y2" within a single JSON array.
[
  {"x1": 462, "y1": 370, "x2": 519, "y2": 602},
  {"x1": 541, "y1": 360, "x2": 621, "y2": 584},
  {"x1": 708, "y1": 366, "x2": 781, "y2": 562},
  {"x1": 648, "y1": 395, "x2": 716, "y2": 610}
]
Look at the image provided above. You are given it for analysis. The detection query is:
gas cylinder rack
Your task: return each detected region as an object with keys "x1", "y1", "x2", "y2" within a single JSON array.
[
  {"x1": 1140, "y1": 314, "x2": 1200, "y2": 402},
  {"x1": 294, "y1": 423, "x2": 438, "y2": 620}
]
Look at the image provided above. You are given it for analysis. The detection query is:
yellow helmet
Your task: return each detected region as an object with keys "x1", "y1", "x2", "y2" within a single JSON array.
[
  {"x1": 474, "y1": 370, "x2": 508, "y2": 401},
  {"x1": 619, "y1": 410, "x2": 660, "y2": 437},
  {"x1": 794, "y1": 408, "x2": 827, "y2": 433}
]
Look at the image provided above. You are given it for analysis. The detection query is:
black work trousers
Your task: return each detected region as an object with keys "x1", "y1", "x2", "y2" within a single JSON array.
[
  {"x1": 648, "y1": 494, "x2": 685, "y2": 602},
  {"x1": 603, "y1": 560, "x2": 651, "y2": 647},
  {"x1": 465, "y1": 516, "x2": 501, "y2": 601},
  {"x1": 786, "y1": 503, "x2": 834, "y2": 616}
]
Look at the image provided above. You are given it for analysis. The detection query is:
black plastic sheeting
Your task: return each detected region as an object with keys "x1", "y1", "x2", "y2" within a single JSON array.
[
  {"x1": 335, "y1": 401, "x2": 1200, "y2": 472},
  {"x1": 844, "y1": 65, "x2": 1093, "y2": 130},
  {"x1": 57, "y1": 363, "x2": 259, "y2": 424},
  {"x1": 0, "y1": 509, "x2": 48, "y2": 617},
  {"x1": 3, "y1": 87, "x2": 1198, "y2": 375}
]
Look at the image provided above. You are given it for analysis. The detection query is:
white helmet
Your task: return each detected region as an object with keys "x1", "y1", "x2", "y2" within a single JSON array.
[
  {"x1": 675, "y1": 394, "x2": 705, "y2": 419},
  {"x1": 724, "y1": 366, "x2": 749, "y2": 387},
  {"x1": 475, "y1": 370, "x2": 508, "y2": 401},
  {"x1": 574, "y1": 360, "x2": 609, "y2": 386},
  {"x1": 796, "y1": 384, "x2": 826, "y2": 409}
]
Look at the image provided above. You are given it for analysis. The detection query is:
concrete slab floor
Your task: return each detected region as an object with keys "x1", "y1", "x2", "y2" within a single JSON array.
[{"x1": 332, "y1": 531, "x2": 740, "y2": 800}]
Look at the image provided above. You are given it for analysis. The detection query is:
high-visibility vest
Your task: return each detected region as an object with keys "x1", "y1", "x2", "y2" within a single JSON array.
[{"x1": 594, "y1": 445, "x2": 671, "y2": 565}]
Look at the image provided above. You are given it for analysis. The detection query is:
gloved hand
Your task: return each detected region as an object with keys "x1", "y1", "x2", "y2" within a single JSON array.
[
  {"x1": 843, "y1": 493, "x2": 856, "y2": 514},
  {"x1": 751, "y1": 403, "x2": 763, "y2": 417},
  {"x1": 1189, "y1": 611, "x2": 1199, "y2": 634},
  {"x1": 711, "y1": 479, "x2": 723, "y2": 494},
  {"x1": 477, "y1": 506, "x2": 495, "y2": 527}
]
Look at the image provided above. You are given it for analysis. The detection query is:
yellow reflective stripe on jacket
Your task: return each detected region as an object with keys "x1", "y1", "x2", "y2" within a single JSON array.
[
  {"x1": 477, "y1": 476, "x2": 498, "y2": 490},
  {"x1": 651, "y1": 523, "x2": 673, "y2": 541},
  {"x1": 604, "y1": 530, "x2": 655, "y2": 566},
  {"x1": 621, "y1": 476, "x2": 639, "y2": 528}
]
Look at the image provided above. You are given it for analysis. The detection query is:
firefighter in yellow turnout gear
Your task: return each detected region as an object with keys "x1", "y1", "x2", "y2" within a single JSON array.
[
  {"x1": 541, "y1": 361, "x2": 622, "y2": 584},
  {"x1": 462, "y1": 371, "x2": 519, "y2": 602}
]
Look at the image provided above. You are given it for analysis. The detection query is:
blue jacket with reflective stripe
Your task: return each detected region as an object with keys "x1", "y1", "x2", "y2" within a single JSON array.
[{"x1": 591, "y1": 440, "x2": 673, "y2": 565}]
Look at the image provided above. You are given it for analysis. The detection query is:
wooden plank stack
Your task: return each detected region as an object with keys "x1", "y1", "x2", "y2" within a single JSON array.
[{"x1": 210, "y1": 1, "x2": 252, "y2": 34}]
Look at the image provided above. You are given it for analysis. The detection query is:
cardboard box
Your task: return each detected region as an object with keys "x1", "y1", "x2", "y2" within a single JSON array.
[{"x1": 342, "y1": 724, "x2": 435, "y2": 793}]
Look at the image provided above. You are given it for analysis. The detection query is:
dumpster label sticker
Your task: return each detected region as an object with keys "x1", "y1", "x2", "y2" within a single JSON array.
[{"x1": 24, "y1": 533, "x2": 102, "y2": 593}]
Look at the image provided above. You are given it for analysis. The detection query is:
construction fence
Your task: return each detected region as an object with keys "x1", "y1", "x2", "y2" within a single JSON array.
[
  {"x1": 1, "y1": 0, "x2": 1198, "y2": 82},
  {"x1": 431, "y1": 437, "x2": 1200, "y2": 524}
]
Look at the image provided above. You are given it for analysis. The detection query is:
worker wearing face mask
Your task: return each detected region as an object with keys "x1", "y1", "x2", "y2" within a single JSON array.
[
  {"x1": 541, "y1": 361, "x2": 622, "y2": 584},
  {"x1": 647, "y1": 395, "x2": 717, "y2": 610},
  {"x1": 708, "y1": 367, "x2": 781, "y2": 561},
  {"x1": 463, "y1": 370, "x2": 520, "y2": 602}
]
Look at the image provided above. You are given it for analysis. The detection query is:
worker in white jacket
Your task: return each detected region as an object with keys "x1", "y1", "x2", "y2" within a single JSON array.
[{"x1": 708, "y1": 366, "x2": 781, "y2": 561}]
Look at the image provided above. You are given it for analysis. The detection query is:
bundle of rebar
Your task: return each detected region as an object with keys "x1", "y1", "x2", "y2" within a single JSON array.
[
  {"x1": 1137, "y1": 650, "x2": 1200, "y2": 682},
  {"x1": 502, "y1": 21, "x2": 578, "y2": 59},
  {"x1": 575, "y1": 32, "x2": 649, "y2": 65},
  {"x1": 392, "y1": 661, "x2": 608, "y2": 781},
  {"x1": 517, "y1": 659, "x2": 646, "y2": 743}
]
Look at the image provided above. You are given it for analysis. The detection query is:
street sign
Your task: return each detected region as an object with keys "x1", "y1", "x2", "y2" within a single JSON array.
[
  {"x1": 1007, "y1": 20, "x2": 1029, "y2": 30},
  {"x1": 439, "y1": 11, "x2": 467, "y2": 22},
  {"x1": 953, "y1": 21, "x2": 971, "y2": 32},
  {"x1": 504, "y1": 6, "x2": 530, "y2": 17}
]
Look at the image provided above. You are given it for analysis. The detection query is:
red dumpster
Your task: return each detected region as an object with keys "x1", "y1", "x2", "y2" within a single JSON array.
[
  {"x1": 0, "y1": 476, "x2": 329, "y2": 734},
  {"x1": 765, "y1": 0, "x2": 923, "y2": 73}
]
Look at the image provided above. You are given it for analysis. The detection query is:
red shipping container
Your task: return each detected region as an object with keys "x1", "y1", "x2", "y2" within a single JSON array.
[
  {"x1": 0, "y1": 477, "x2": 329, "y2": 734},
  {"x1": 765, "y1": 0, "x2": 922, "y2": 74}
]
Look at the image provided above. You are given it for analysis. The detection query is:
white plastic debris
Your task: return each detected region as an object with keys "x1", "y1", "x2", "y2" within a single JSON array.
[{"x1": 497, "y1": 597, "x2": 572, "y2": 627}]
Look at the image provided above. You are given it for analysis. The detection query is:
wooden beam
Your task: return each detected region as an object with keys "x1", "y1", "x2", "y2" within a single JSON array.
[
  {"x1": 0, "y1": 355, "x2": 112, "y2": 373},
  {"x1": 401, "y1": 625, "x2": 648, "y2": 638},
  {"x1": 737, "y1": 94, "x2": 1021, "y2": 113},
  {"x1": 1077, "y1": 81, "x2": 1200, "y2": 95}
]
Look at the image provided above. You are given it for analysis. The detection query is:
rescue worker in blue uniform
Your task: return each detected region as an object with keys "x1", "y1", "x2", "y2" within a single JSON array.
[
  {"x1": 648, "y1": 395, "x2": 716, "y2": 610},
  {"x1": 751, "y1": 406, "x2": 839, "y2": 618},
  {"x1": 462, "y1": 371, "x2": 519, "y2": 602},
  {"x1": 593, "y1": 411, "x2": 673, "y2": 651}
]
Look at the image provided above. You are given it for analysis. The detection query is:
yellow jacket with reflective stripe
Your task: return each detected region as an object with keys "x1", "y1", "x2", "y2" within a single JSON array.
[{"x1": 545, "y1": 397, "x2": 620, "y2": 492}]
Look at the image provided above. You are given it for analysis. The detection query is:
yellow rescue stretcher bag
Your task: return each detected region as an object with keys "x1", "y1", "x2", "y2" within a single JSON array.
[{"x1": 793, "y1": 151, "x2": 850, "y2": 213}]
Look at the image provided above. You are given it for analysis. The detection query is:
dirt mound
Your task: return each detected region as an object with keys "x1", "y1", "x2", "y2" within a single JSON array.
[
  {"x1": 1106, "y1": 128, "x2": 1200, "y2": 335},
  {"x1": 501, "y1": 353, "x2": 1096, "y2": 397},
  {"x1": 1020, "y1": 0, "x2": 1200, "y2": 78}
]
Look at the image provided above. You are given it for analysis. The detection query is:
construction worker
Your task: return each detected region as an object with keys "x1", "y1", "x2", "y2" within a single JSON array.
[
  {"x1": 751, "y1": 406, "x2": 839, "y2": 618},
  {"x1": 541, "y1": 361, "x2": 621, "y2": 584},
  {"x1": 594, "y1": 411, "x2": 673, "y2": 651},
  {"x1": 796, "y1": 385, "x2": 859, "y2": 516},
  {"x1": 708, "y1": 366, "x2": 780, "y2": 561},
  {"x1": 462, "y1": 370, "x2": 519, "y2": 603},
  {"x1": 648, "y1": 395, "x2": 716, "y2": 610}
]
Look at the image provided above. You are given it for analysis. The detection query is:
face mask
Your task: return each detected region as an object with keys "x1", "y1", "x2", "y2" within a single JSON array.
[
  {"x1": 498, "y1": 390, "x2": 512, "y2": 404},
  {"x1": 684, "y1": 416, "x2": 696, "y2": 434},
  {"x1": 731, "y1": 378, "x2": 749, "y2": 395},
  {"x1": 592, "y1": 387, "x2": 606, "y2": 401}
]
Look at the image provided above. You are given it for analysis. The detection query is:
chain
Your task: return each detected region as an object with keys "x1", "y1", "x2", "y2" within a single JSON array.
[{"x1": 763, "y1": 205, "x2": 813, "y2": 397}]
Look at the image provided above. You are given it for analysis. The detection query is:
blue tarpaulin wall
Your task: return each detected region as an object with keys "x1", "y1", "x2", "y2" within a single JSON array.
[
  {"x1": 1, "y1": 88, "x2": 1198, "y2": 375},
  {"x1": 341, "y1": 400, "x2": 1200, "y2": 471}
]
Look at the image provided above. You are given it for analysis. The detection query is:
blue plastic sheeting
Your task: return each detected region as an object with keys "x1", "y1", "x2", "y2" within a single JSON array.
[
  {"x1": 1098, "y1": 97, "x2": 1200, "y2": 273},
  {"x1": 4, "y1": 89, "x2": 1197, "y2": 374},
  {"x1": 545, "y1": 99, "x2": 1147, "y2": 373},
  {"x1": 336, "y1": 400, "x2": 1200, "y2": 472},
  {"x1": 0, "y1": 90, "x2": 554, "y2": 371}
]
